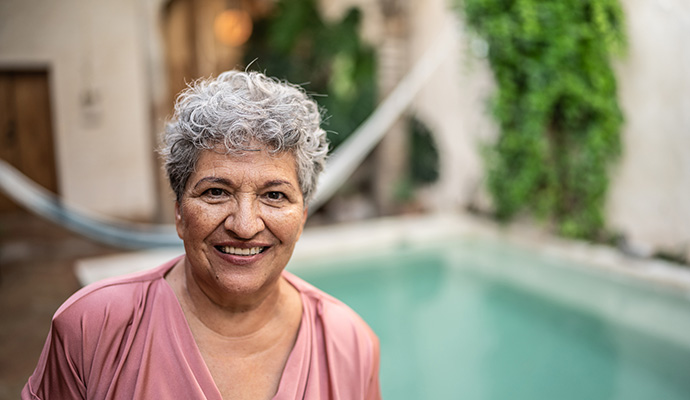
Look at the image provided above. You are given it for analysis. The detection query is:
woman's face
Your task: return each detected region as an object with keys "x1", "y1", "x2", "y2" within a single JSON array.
[{"x1": 175, "y1": 147, "x2": 307, "y2": 306}]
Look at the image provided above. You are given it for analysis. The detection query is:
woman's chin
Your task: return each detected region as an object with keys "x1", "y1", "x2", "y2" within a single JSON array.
[{"x1": 204, "y1": 267, "x2": 282, "y2": 306}]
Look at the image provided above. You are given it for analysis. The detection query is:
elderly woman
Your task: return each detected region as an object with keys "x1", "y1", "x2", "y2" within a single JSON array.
[{"x1": 23, "y1": 71, "x2": 381, "y2": 399}]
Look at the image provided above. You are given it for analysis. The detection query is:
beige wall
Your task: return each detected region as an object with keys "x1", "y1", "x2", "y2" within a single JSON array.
[
  {"x1": 408, "y1": 1, "x2": 497, "y2": 213},
  {"x1": 608, "y1": 0, "x2": 690, "y2": 256},
  {"x1": 0, "y1": 0, "x2": 157, "y2": 220}
]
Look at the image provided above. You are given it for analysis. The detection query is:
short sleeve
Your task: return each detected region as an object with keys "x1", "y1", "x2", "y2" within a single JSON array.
[
  {"x1": 365, "y1": 329, "x2": 382, "y2": 400},
  {"x1": 22, "y1": 313, "x2": 87, "y2": 399}
]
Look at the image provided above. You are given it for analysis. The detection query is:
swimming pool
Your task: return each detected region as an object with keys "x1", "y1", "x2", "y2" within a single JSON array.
[
  {"x1": 289, "y1": 232, "x2": 690, "y2": 400},
  {"x1": 76, "y1": 215, "x2": 690, "y2": 399}
]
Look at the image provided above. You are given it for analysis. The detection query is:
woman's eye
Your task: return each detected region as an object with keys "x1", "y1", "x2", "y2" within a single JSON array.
[
  {"x1": 206, "y1": 188, "x2": 225, "y2": 197},
  {"x1": 266, "y1": 191, "x2": 285, "y2": 201}
]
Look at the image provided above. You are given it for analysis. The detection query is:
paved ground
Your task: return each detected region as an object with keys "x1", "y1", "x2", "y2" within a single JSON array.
[{"x1": 0, "y1": 212, "x2": 120, "y2": 399}]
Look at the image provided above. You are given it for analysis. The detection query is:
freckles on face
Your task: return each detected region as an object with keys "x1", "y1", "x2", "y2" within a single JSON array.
[
  {"x1": 174, "y1": 148, "x2": 307, "y2": 299},
  {"x1": 176, "y1": 149, "x2": 306, "y2": 242}
]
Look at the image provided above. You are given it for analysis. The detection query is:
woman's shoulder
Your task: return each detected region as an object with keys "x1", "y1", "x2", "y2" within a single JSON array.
[
  {"x1": 282, "y1": 270, "x2": 381, "y2": 398},
  {"x1": 282, "y1": 270, "x2": 379, "y2": 349},
  {"x1": 52, "y1": 258, "x2": 178, "y2": 330}
]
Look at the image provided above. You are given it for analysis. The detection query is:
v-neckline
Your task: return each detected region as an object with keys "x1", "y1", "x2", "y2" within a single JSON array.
[{"x1": 159, "y1": 260, "x2": 309, "y2": 399}]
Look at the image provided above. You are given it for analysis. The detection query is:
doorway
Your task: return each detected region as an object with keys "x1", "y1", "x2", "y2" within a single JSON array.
[{"x1": 0, "y1": 70, "x2": 58, "y2": 213}]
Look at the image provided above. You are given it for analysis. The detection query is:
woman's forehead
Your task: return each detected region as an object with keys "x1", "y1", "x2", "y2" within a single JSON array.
[{"x1": 193, "y1": 148, "x2": 298, "y2": 181}]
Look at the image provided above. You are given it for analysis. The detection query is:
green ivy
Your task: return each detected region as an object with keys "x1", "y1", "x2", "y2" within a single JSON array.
[
  {"x1": 458, "y1": 0, "x2": 626, "y2": 239},
  {"x1": 409, "y1": 117, "x2": 440, "y2": 186},
  {"x1": 394, "y1": 118, "x2": 441, "y2": 204},
  {"x1": 243, "y1": 0, "x2": 376, "y2": 150}
]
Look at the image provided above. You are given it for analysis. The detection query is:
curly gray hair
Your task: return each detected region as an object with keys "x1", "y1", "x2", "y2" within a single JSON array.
[{"x1": 161, "y1": 70, "x2": 329, "y2": 204}]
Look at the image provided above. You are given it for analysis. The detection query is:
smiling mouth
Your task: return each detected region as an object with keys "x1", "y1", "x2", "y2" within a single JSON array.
[{"x1": 216, "y1": 246, "x2": 266, "y2": 256}]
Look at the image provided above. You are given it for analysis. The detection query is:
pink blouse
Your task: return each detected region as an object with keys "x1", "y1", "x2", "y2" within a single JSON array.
[{"x1": 22, "y1": 257, "x2": 381, "y2": 399}]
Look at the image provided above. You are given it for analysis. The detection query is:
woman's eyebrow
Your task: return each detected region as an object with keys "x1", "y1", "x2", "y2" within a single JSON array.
[
  {"x1": 263, "y1": 179, "x2": 295, "y2": 189},
  {"x1": 192, "y1": 177, "x2": 233, "y2": 190},
  {"x1": 192, "y1": 177, "x2": 295, "y2": 190}
]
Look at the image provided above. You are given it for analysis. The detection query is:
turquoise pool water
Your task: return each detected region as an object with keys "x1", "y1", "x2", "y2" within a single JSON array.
[{"x1": 290, "y1": 238, "x2": 690, "y2": 400}]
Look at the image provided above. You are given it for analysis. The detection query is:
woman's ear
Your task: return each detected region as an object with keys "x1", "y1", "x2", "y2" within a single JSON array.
[{"x1": 174, "y1": 201, "x2": 184, "y2": 239}]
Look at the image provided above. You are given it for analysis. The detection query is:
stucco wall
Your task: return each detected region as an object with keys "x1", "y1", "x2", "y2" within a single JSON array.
[
  {"x1": 0, "y1": 0, "x2": 157, "y2": 220},
  {"x1": 408, "y1": 1, "x2": 497, "y2": 213},
  {"x1": 608, "y1": 0, "x2": 690, "y2": 257}
]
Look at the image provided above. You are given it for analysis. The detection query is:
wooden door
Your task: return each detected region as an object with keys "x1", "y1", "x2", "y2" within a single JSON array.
[{"x1": 0, "y1": 70, "x2": 58, "y2": 212}]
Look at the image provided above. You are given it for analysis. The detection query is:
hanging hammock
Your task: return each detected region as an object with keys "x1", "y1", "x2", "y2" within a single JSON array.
[{"x1": 0, "y1": 24, "x2": 455, "y2": 249}]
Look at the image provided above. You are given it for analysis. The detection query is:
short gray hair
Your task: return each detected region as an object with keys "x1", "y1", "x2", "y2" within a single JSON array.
[{"x1": 161, "y1": 70, "x2": 329, "y2": 204}]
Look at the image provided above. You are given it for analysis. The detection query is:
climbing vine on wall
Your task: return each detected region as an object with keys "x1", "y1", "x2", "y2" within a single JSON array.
[{"x1": 458, "y1": 0, "x2": 626, "y2": 239}]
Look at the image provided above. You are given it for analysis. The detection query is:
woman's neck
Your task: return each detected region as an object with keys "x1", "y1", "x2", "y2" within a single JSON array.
[{"x1": 166, "y1": 258, "x2": 300, "y2": 340}]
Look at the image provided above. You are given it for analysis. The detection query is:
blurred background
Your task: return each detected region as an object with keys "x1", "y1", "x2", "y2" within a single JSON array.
[{"x1": 1, "y1": 0, "x2": 689, "y2": 398}]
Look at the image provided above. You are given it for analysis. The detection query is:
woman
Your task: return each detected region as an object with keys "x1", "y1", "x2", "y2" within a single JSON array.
[{"x1": 23, "y1": 71, "x2": 381, "y2": 399}]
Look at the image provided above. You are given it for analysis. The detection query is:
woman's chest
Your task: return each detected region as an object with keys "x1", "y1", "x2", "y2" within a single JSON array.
[{"x1": 192, "y1": 327, "x2": 296, "y2": 400}]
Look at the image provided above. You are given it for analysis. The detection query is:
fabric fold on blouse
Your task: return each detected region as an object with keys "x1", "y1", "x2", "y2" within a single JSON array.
[{"x1": 22, "y1": 256, "x2": 381, "y2": 400}]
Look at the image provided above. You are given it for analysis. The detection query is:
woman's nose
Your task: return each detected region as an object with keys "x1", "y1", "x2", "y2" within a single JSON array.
[{"x1": 224, "y1": 197, "x2": 265, "y2": 239}]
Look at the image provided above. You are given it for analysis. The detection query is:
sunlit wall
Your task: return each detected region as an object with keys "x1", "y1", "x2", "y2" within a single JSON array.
[{"x1": 0, "y1": 0, "x2": 157, "y2": 220}]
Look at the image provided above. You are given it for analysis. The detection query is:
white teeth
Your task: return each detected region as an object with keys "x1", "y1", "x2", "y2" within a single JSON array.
[{"x1": 219, "y1": 246, "x2": 264, "y2": 256}]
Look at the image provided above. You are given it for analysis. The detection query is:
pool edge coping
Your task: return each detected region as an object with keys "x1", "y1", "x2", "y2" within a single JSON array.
[{"x1": 75, "y1": 213, "x2": 690, "y2": 294}]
